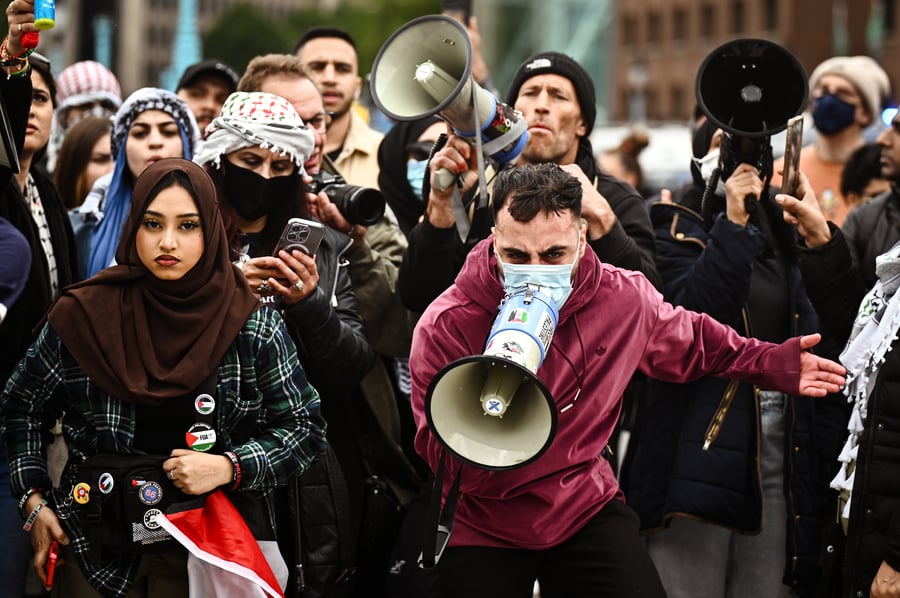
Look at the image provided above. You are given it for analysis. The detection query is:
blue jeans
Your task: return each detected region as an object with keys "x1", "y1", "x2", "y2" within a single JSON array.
[
  {"x1": 0, "y1": 444, "x2": 32, "y2": 597},
  {"x1": 645, "y1": 391, "x2": 792, "y2": 598}
]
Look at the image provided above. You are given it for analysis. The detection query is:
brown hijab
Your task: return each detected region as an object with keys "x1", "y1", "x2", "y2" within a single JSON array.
[{"x1": 48, "y1": 158, "x2": 260, "y2": 405}]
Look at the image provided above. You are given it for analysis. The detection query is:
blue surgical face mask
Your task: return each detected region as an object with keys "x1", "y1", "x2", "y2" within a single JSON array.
[
  {"x1": 406, "y1": 159, "x2": 428, "y2": 200},
  {"x1": 812, "y1": 93, "x2": 857, "y2": 135},
  {"x1": 497, "y1": 236, "x2": 582, "y2": 309}
]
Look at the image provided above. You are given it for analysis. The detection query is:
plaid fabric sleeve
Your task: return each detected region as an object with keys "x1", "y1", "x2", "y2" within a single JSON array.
[
  {"x1": 228, "y1": 307, "x2": 326, "y2": 490},
  {"x1": 1, "y1": 324, "x2": 68, "y2": 498}
]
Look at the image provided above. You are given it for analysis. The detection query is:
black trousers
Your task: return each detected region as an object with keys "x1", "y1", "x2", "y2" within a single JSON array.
[{"x1": 436, "y1": 498, "x2": 666, "y2": 598}]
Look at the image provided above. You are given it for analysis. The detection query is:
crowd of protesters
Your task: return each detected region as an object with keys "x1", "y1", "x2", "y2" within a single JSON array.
[{"x1": 0, "y1": 1, "x2": 898, "y2": 597}]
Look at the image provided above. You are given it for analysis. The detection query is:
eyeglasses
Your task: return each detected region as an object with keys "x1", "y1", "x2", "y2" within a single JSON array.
[{"x1": 304, "y1": 111, "x2": 333, "y2": 134}]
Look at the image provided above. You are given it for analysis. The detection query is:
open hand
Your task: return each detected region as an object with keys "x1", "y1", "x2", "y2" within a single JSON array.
[{"x1": 797, "y1": 334, "x2": 846, "y2": 396}]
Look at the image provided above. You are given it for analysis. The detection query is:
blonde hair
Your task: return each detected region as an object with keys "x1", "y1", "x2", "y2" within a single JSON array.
[{"x1": 238, "y1": 54, "x2": 311, "y2": 92}]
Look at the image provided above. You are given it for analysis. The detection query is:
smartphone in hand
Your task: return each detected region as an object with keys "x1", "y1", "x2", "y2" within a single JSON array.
[
  {"x1": 45, "y1": 540, "x2": 59, "y2": 589},
  {"x1": 780, "y1": 115, "x2": 804, "y2": 197},
  {"x1": 442, "y1": 0, "x2": 472, "y2": 23},
  {"x1": 273, "y1": 218, "x2": 325, "y2": 257}
]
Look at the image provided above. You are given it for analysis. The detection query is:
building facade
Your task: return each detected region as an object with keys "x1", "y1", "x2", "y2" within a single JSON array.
[
  {"x1": 39, "y1": 0, "x2": 900, "y2": 125},
  {"x1": 610, "y1": 0, "x2": 897, "y2": 123}
]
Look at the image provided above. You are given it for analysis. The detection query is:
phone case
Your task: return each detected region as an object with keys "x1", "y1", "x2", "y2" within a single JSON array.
[
  {"x1": 274, "y1": 218, "x2": 325, "y2": 256},
  {"x1": 780, "y1": 116, "x2": 803, "y2": 197}
]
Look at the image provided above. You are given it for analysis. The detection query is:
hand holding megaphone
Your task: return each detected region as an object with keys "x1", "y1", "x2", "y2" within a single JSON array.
[
  {"x1": 370, "y1": 15, "x2": 529, "y2": 192},
  {"x1": 428, "y1": 134, "x2": 481, "y2": 199},
  {"x1": 424, "y1": 284, "x2": 558, "y2": 470},
  {"x1": 723, "y1": 163, "x2": 765, "y2": 226}
]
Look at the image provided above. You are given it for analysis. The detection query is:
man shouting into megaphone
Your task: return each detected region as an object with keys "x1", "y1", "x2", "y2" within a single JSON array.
[
  {"x1": 398, "y1": 51, "x2": 661, "y2": 315},
  {"x1": 409, "y1": 162, "x2": 846, "y2": 598}
]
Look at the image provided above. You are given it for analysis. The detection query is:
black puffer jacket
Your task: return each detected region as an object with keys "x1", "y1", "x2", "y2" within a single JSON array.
[
  {"x1": 246, "y1": 225, "x2": 373, "y2": 598},
  {"x1": 797, "y1": 225, "x2": 900, "y2": 597},
  {"x1": 279, "y1": 225, "x2": 374, "y2": 399},
  {"x1": 623, "y1": 191, "x2": 847, "y2": 595}
]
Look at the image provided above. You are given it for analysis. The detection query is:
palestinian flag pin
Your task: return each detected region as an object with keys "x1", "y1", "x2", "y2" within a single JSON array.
[
  {"x1": 185, "y1": 423, "x2": 217, "y2": 452},
  {"x1": 194, "y1": 394, "x2": 215, "y2": 416}
]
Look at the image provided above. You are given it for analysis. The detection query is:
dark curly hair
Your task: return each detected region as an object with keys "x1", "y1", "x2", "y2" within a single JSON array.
[{"x1": 491, "y1": 163, "x2": 583, "y2": 223}]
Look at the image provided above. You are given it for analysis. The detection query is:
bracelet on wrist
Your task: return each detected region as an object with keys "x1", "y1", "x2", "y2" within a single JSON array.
[
  {"x1": 225, "y1": 451, "x2": 242, "y2": 490},
  {"x1": 0, "y1": 55, "x2": 26, "y2": 68},
  {"x1": 6, "y1": 59, "x2": 29, "y2": 78},
  {"x1": 0, "y1": 36, "x2": 33, "y2": 63},
  {"x1": 22, "y1": 498, "x2": 47, "y2": 532},
  {"x1": 18, "y1": 487, "x2": 43, "y2": 519}
]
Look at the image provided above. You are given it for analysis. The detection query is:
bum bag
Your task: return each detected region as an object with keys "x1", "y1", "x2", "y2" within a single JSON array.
[
  {"x1": 65, "y1": 373, "x2": 219, "y2": 558},
  {"x1": 71, "y1": 452, "x2": 199, "y2": 557}
]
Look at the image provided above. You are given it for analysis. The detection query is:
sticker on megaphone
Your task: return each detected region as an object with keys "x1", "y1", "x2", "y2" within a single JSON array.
[
  {"x1": 485, "y1": 285, "x2": 558, "y2": 375},
  {"x1": 422, "y1": 283, "x2": 560, "y2": 470}
]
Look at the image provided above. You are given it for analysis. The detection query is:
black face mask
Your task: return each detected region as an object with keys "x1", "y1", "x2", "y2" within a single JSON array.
[{"x1": 222, "y1": 158, "x2": 301, "y2": 222}]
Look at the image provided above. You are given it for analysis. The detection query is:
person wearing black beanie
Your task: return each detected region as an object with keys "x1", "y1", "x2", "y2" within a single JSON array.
[
  {"x1": 505, "y1": 51, "x2": 597, "y2": 134},
  {"x1": 398, "y1": 50, "x2": 661, "y2": 317}
]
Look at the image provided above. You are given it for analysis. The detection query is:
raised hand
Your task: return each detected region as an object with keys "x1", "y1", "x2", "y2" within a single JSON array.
[{"x1": 776, "y1": 171, "x2": 832, "y2": 248}]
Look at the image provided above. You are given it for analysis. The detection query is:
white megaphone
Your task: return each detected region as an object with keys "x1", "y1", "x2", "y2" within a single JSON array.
[
  {"x1": 369, "y1": 14, "x2": 529, "y2": 191},
  {"x1": 424, "y1": 284, "x2": 559, "y2": 470}
]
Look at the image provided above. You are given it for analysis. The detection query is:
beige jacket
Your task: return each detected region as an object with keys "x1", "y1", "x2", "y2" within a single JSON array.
[{"x1": 331, "y1": 110, "x2": 384, "y2": 190}]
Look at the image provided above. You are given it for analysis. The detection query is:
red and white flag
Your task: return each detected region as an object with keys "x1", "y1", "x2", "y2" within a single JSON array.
[{"x1": 155, "y1": 490, "x2": 287, "y2": 598}]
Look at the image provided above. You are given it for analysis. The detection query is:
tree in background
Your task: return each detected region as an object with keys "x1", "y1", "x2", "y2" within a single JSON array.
[{"x1": 204, "y1": 0, "x2": 440, "y2": 80}]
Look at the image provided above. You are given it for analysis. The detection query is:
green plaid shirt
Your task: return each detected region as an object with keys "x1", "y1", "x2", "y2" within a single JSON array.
[{"x1": 1, "y1": 306, "x2": 326, "y2": 597}]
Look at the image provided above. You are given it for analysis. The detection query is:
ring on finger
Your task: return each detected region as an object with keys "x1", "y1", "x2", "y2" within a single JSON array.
[
  {"x1": 167, "y1": 469, "x2": 176, "y2": 480},
  {"x1": 294, "y1": 280, "x2": 304, "y2": 292},
  {"x1": 257, "y1": 281, "x2": 271, "y2": 294}
]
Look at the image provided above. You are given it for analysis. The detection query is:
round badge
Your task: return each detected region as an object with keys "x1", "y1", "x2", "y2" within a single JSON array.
[
  {"x1": 185, "y1": 422, "x2": 217, "y2": 452},
  {"x1": 98, "y1": 472, "x2": 114, "y2": 494},
  {"x1": 143, "y1": 508, "x2": 162, "y2": 529},
  {"x1": 73, "y1": 482, "x2": 90, "y2": 504},
  {"x1": 138, "y1": 481, "x2": 163, "y2": 506},
  {"x1": 194, "y1": 393, "x2": 215, "y2": 416}
]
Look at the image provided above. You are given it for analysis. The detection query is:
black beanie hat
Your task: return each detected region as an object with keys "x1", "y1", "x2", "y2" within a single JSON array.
[{"x1": 505, "y1": 51, "x2": 597, "y2": 132}]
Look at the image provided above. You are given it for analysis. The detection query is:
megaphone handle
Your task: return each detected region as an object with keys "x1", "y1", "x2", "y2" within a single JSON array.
[
  {"x1": 744, "y1": 193, "x2": 757, "y2": 216},
  {"x1": 433, "y1": 167, "x2": 457, "y2": 192}
]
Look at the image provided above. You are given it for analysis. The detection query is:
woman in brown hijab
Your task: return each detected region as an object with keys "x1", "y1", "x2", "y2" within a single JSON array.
[{"x1": 1, "y1": 158, "x2": 326, "y2": 597}]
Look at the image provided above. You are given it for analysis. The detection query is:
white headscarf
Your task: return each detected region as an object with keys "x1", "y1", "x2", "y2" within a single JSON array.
[
  {"x1": 193, "y1": 91, "x2": 315, "y2": 171},
  {"x1": 830, "y1": 243, "x2": 900, "y2": 519}
]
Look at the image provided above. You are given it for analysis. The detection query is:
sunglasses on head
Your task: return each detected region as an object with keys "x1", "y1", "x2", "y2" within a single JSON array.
[{"x1": 29, "y1": 52, "x2": 50, "y2": 69}]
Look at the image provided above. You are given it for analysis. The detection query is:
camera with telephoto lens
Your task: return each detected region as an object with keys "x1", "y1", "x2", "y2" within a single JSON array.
[{"x1": 308, "y1": 172, "x2": 385, "y2": 226}]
